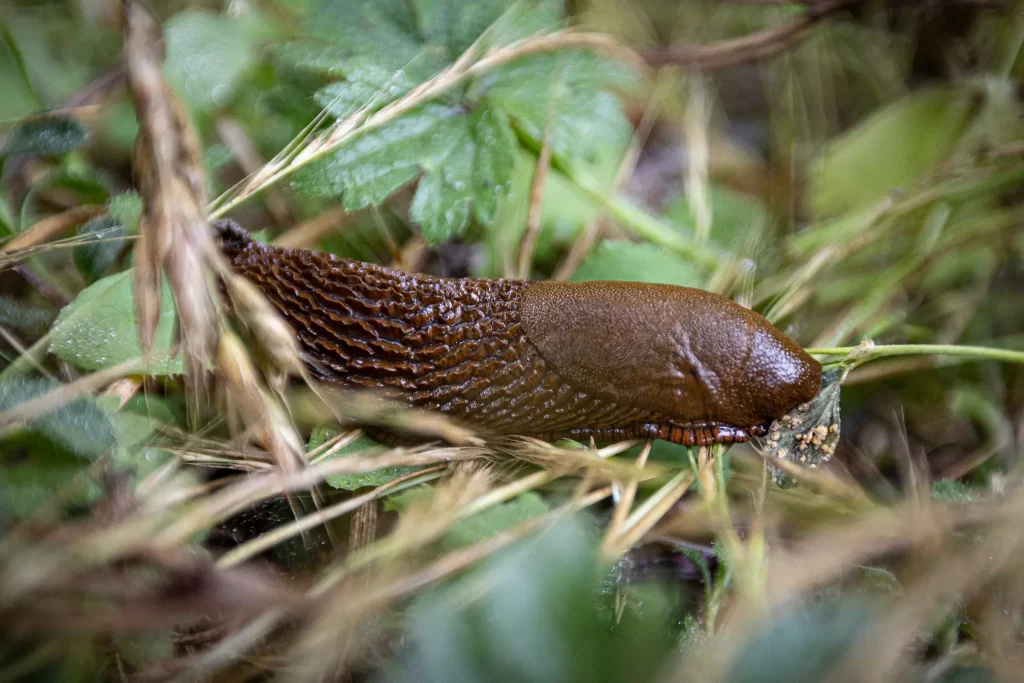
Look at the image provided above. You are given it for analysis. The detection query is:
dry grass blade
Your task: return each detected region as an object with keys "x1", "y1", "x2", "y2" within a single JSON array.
[
  {"x1": 122, "y1": 0, "x2": 221, "y2": 406},
  {"x1": 600, "y1": 439, "x2": 652, "y2": 558},
  {"x1": 297, "y1": 385, "x2": 483, "y2": 446},
  {"x1": 491, "y1": 436, "x2": 656, "y2": 481},
  {"x1": 607, "y1": 469, "x2": 696, "y2": 558},
  {"x1": 0, "y1": 205, "x2": 105, "y2": 269},
  {"x1": 222, "y1": 272, "x2": 306, "y2": 384},
  {"x1": 516, "y1": 115, "x2": 554, "y2": 278},
  {"x1": 217, "y1": 467, "x2": 446, "y2": 569}
]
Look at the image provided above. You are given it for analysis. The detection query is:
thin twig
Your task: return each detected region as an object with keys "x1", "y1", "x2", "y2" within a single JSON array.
[
  {"x1": 0, "y1": 205, "x2": 104, "y2": 263},
  {"x1": 516, "y1": 121, "x2": 553, "y2": 278},
  {"x1": 642, "y1": 0, "x2": 858, "y2": 69}
]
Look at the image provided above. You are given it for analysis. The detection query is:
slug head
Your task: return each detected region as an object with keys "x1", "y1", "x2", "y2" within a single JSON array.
[{"x1": 520, "y1": 281, "x2": 821, "y2": 430}]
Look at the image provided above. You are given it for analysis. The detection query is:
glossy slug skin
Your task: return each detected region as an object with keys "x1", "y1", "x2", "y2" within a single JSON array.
[{"x1": 215, "y1": 221, "x2": 821, "y2": 446}]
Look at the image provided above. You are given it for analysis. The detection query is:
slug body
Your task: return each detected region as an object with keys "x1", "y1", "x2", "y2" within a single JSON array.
[{"x1": 216, "y1": 222, "x2": 821, "y2": 446}]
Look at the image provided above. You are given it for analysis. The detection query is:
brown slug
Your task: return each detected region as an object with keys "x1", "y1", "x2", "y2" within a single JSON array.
[{"x1": 214, "y1": 220, "x2": 821, "y2": 447}]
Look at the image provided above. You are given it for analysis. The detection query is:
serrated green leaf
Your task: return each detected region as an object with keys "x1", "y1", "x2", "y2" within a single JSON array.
[
  {"x1": 295, "y1": 0, "x2": 630, "y2": 241},
  {"x1": 444, "y1": 492, "x2": 549, "y2": 549},
  {"x1": 74, "y1": 216, "x2": 124, "y2": 283},
  {"x1": 293, "y1": 103, "x2": 459, "y2": 210},
  {"x1": 164, "y1": 10, "x2": 261, "y2": 112},
  {"x1": 315, "y1": 57, "x2": 431, "y2": 117},
  {"x1": 304, "y1": 0, "x2": 422, "y2": 68},
  {"x1": 471, "y1": 104, "x2": 516, "y2": 225},
  {"x1": 811, "y1": 86, "x2": 983, "y2": 217},
  {"x1": 482, "y1": 52, "x2": 635, "y2": 162},
  {"x1": 415, "y1": 0, "x2": 508, "y2": 55},
  {"x1": 487, "y1": 0, "x2": 563, "y2": 48},
  {"x1": 1, "y1": 115, "x2": 86, "y2": 158},
  {"x1": 274, "y1": 41, "x2": 350, "y2": 77},
  {"x1": 309, "y1": 428, "x2": 423, "y2": 490},
  {"x1": 0, "y1": 376, "x2": 117, "y2": 460},
  {"x1": 50, "y1": 270, "x2": 182, "y2": 374},
  {"x1": 411, "y1": 134, "x2": 474, "y2": 242},
  {"x1": 571, "y1": 240, "x2": 700, "y2": 287}
]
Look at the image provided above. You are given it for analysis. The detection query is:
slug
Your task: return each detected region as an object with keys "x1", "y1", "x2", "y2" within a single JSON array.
[{"x1": 214, "y1": 220, "x2": 821, "y2": 447}]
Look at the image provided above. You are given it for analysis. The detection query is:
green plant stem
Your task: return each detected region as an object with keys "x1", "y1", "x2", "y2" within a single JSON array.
[
  {"x1": 566, "y1": 164, "x2": 726, "y2": 269},
  {"x1": 807, "y1": 344, "x2": 1024, "y2": 364}
]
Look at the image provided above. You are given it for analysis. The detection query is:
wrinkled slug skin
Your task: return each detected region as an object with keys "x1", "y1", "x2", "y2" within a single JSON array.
[{"x1": 215, "y1": 221, "x2": 821, "y2": 446}]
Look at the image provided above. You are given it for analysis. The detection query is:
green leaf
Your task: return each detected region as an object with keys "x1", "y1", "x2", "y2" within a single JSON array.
[
  {"x1": 0, "y1": 295, "x2": 53, "y2": 332},
  {"x1": 664, "y1": 185, "x2": 770, "y2": 250},
  {"x1": 0, "y1": 442, "x2": 99, "y2": 520},
  {"x1": 410, "y1": 132, "x2": 474, "y2": 241},
  {"x1": 482, "y1": 52, "x2": 635, "y2": 162},
  {"x1": 811, "y1": 86, "x2": 983, "y2": 217},
  {"x1": 274, "y1": 41, "x2": 350, "y2": 77},
  {"x1": 930, "y1": 479, "x2": 977, "y2": 504},
  {"x1": 295, "y1": 1, "x2": 632, "y2": 241},
  {"x1": 571, "y1": 240, "x2": 700, "y2": 287},
  {"x1": 74, "y1": 216, "x2": 125, "y2": 283},
  {"x1": 725, "y1": 599, "x2": 873, "y2": 683},
  {"x1": 309, "y1": 428, "x2": 423, "y2": 490},
  {"x1": 296, "y1": 102, "x2": 516, "y2": 242},
  {"x1": 50, "y1": 270, "x2": 182, "y2": 374},
  {"x1": 470, "y1": 104, "x2": 516, "y2": 226},
  {"x1": 304, "y1": 0, "x2": 422, "y2": 67},
  {"x1": 754, "y1": 366, "x2": 844, "y2": 485},
  {"x1": 444, "y1": 492, "x2": 549, "y2": 549},
  {"x1": 163, "y1": 10, "x2": 261, "y2": 112},
  {"x1": 1, "y1": 115, "x2": 86, "y2": 158},
  {"x1": 315, "y1": 57, "x2": 430, "y2": 117},
  {"x1": 415, "y1": 0, "x2": 508, "y2": 55},
  {"x1": 486, "y1": 0, "x2": 563, "y2": 48},
  {"x1": 390, "y1": 516, "x2": 676, "y2": 683},
  {"x1": 0, "y1": 376, "x2": 117, "y2": 460},
  {"x1": 293, "y1": 103, "x2": 457, "y2": 210}
]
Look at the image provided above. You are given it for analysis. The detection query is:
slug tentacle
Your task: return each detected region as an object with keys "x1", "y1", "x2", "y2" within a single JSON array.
[{"x1": 215, "y1": 220, "x2": 821, "y2": 447}]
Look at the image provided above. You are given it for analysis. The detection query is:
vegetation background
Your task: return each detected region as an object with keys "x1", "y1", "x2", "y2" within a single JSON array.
[{"x1": 1, "y1": 0, "x2": 1023, "y2": 680}]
